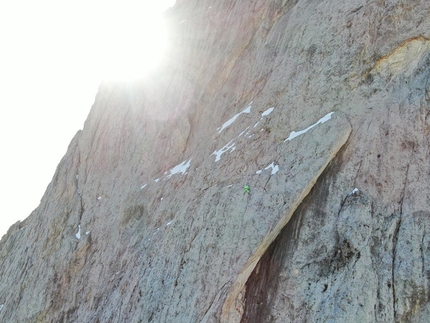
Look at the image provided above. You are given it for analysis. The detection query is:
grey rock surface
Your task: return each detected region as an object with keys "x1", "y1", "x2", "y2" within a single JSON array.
[{"x1": 1, "y1": 0, "x2": 430, "y2": 322}]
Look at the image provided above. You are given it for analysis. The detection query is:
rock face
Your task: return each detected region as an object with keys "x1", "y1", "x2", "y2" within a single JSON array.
[{"x1": 1, "y1": 0, "x2": 430, "y2": 322}]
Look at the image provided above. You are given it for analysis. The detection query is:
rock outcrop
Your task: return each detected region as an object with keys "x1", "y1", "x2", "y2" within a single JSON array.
[{"x1": 1, "y1": 0, "x2": 430, "y2": 322}]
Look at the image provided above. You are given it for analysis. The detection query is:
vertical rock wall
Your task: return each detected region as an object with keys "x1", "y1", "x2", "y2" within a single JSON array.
[{"x1": 0, "y1": 0, "x2": 429, "y2": 322}]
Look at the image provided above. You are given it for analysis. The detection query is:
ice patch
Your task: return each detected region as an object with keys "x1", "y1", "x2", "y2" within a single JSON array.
[
  {"x1": 166, "y1": 159, "x2": 192, "y2": 179},
  {"x1": 261, "y1": 107, "x2": 274, "y2": 117},
  {"x1": 285, "y1": 112, "x2": 334, "y2": 141},
  {"x1": 140, "y1": 184, "x2": 147, "y2": 189},
  {"x1": 213, "y1": 140, "x2": 236, "y2": 162},
  {"x1": 75, "y1": 225, "x2": 81, "y2": 240},
  {"x1": 217, "y1": 102, "x2": 252, "y2": 133}
]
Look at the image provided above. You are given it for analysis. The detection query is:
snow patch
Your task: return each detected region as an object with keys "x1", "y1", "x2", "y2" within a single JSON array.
[
  {"x1": 154, "y1": 178, "x2": 160, "y2": 183},
  {"x1": 349, "y1": 188, "x2": 360, "y2": 196},
  {"x1": 256, "y1": 162, "x2": 280, "y2": 175},
  {"x1": 86, "y1": 231, "x2": 91, "y2": 235},
  {"x1": 266, "y1": 163, "x2": 280, "y2": 175},
  {"x1": 97, "y1": 196, "x2": 101, "y2": 200},
  {"x1": 261, "y1": 107, "x2": 274, "y2": 117},
  {"x1": 213, "y1": 140, "x2": 236, "y2": 162},
  {"x1": 285, "y1": 112, "x2": 334, "y2": 141},
  {"x1": 0, "y1": 304, "x2": 3, "y2": 312},
  {"x1": 254, "y1": 121, "x2": 260, "y2": 128},
  {"x1": 166, "y1": 159, "x2": 192, "y2": 179},
  {"x1": 217, "y1": 102, "x2": 252, "y2": 133},
  {"x1": 140, "y1": 184, "x2": 147, "y2": 189},
  {"x1": 75, "y1": 225, "x2": 81, "y2": 240},
  {"x1": 166, "y1": 221, "x2": 173, "y2": 226}
]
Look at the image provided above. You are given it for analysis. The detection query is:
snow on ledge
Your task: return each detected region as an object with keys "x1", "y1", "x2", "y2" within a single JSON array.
[
  {"x1": 256, "y1": 162, "x2": 280, "y2": 175},
  {"x1": 285, "y1": 112, "x2": 334, "y2": 141},
  {"x1": 349, "y1": 188, "x2": 360, "y2": 196},
  {"x1": 213, "y1": 140, "x2": 236, "y2": 162},
  {"x1": 166, "y1": 159, "x2": 192, "y2": 179},
  {"x1": 217, "y1": 102, "x2": 252, "y2": 133},
  {"x1": 75, "y1": 225, "x2": 81, "y2": 240},
  {"x1": 261, "y1": 107, "x2": 274, "y2": 117}
]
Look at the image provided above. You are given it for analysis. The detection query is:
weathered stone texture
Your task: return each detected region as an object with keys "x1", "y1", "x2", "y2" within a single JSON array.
[{"x1": 1, "y1": 0, "x2": 430, "y2": 322}]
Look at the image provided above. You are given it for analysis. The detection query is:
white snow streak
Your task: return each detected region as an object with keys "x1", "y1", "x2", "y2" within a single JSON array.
[
  {"x1": 166, "y1": 159, "x2": 192, "y2": 179},
  {"x1": 238, "y1": 127, "x2": 250, "y2": 137},
  {"x1": 285, "y1": 112, "x2": 334, "y2": 141},
  {"x1": 256, "y1": 162, "x2": 280, "y2": 175},
  {"x1": 75, "y1": 225, "x2": 81, "y2": 240},
  {"x1": 0, "y1": 304, "x2": 3, "y2": 312},
  {"x1": 166, "y1": 221, "x2": 173, "y2": 226},
  {"x1": 140, "y1": 184, "x2": 147, "y2": 189},
  {"x1": 217, "y1": 103, "x2": 252, "y2": 133},
  {"x1": 261, "y1": 107, "x2": 274, "y2": 116},
  {"x1": 213, "y1": 140, "x2": 236, "y2": 162}
]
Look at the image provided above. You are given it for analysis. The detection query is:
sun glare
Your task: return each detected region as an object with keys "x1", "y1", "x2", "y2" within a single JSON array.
[
  {"x1": 93, "y1": 2, "x2": 173, "y2": 80},
  {"x1": 0, "y1": 0, "x2": 176, "y2": 238}
]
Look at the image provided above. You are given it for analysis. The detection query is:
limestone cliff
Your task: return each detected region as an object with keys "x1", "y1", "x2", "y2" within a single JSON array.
[{"x1": 1, "y1": 0, "x2": 430, "y2": 322}]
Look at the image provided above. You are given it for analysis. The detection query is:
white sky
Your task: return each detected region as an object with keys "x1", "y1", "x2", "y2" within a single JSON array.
[{"x1": 0, "y1": 0, "x2": 175, "y2": 238}]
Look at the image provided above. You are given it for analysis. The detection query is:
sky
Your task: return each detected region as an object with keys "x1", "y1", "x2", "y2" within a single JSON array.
[{"x1": 0, "y1": 0, "x2": 176, "y2": 238}]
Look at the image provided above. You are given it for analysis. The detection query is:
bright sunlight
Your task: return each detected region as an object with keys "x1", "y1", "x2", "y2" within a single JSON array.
[
  {"x1": 0, "y1": 0, "x2": 175, "y2": 238},
  {"x1": 91, "y1": 0, "x2": 176, "y2": 80}
]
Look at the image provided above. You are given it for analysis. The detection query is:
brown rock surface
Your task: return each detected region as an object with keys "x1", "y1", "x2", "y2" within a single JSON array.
[{"x1": 1, "y1": 0, "x2": 430, "y2": 322}]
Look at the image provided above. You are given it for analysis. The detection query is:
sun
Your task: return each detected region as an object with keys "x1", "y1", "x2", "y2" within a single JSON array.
[{"x1": 89, "y1": 1, "x2": 175, "y2": 81}]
